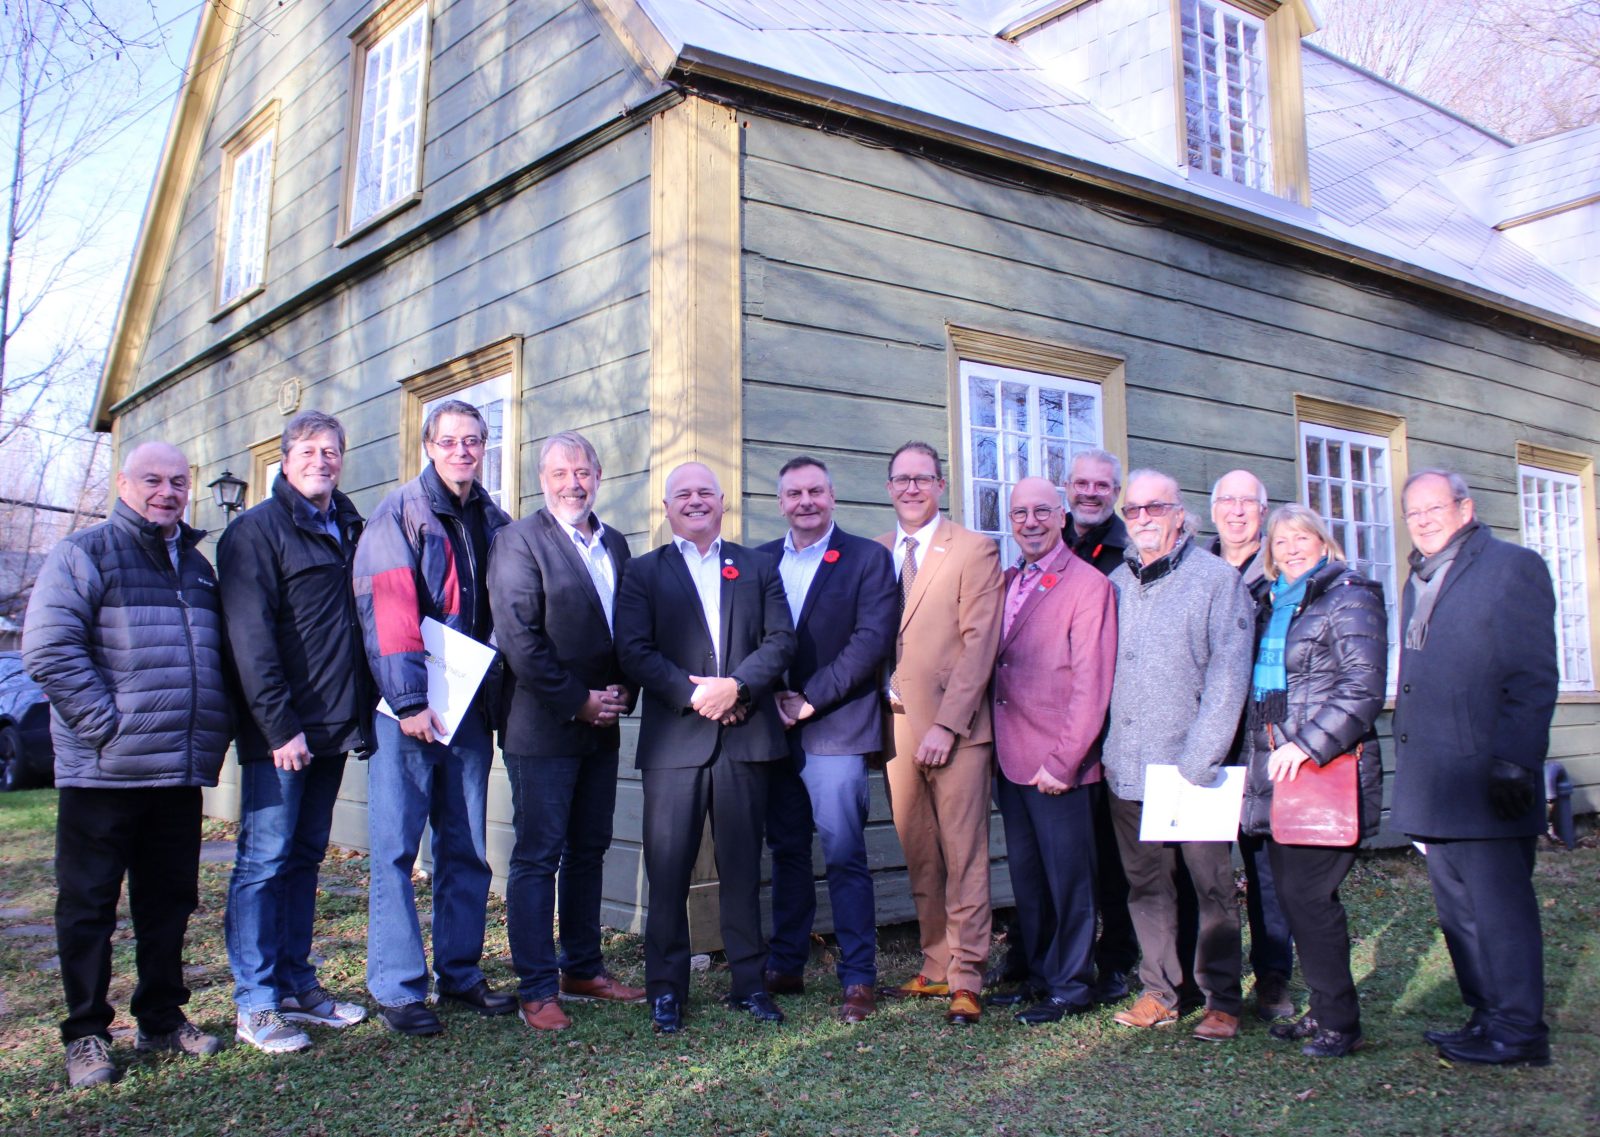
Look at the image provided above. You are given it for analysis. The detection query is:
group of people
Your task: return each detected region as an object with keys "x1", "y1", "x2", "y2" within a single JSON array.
[{"x1": 21, "y1": 405, "x2": 1560, "y2": 1091}]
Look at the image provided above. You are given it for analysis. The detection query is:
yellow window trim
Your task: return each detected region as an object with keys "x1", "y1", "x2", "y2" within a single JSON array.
[
  {"x1": 1293, "y1": 394, "x2": 1411, "y2": 568},
  {"x1": 248, "y1": 436, "x2": 282, "y2": 509},
  {"x1": 1516, "y1": 441, "x2": 1600, "y2": 696},
  {"x1": 341, "y1": 0, "x2": 432, "y2": 240},
  {"x1": 399, "y1": 336, "x2": 523, "y2": 506},
  {"x1": 213, "y1": 100, "x2": 281, "y2": 314}
]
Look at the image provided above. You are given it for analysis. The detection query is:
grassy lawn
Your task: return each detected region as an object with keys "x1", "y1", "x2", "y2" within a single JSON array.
[{"x1": 1, "y1": 789, "x2": 1596, "y2": 1137}]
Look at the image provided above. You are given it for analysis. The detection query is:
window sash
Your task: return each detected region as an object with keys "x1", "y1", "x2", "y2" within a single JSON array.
[
  {"x1": 420, "y1": 373, "x2": 510, "y2": 514},
  {"x1": 221, "y1": 132, "x2": 274, "y2": 304},
  {"x1": 959, "y1": 360, "x2": 1102, "y2": 566},
  {"x1": 1180, "y1": 0, "x2": 1271, "y2": 191},
  {"x1": 1519, "y1": 465, "x2": 1594, "y2": 690},
  {"x1": 352, "y1": 5, "x2": 427, "y2": 226}
]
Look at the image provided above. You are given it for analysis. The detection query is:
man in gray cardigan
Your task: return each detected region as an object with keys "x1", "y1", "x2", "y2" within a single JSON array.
[{"x1": 1101, "y1": 470, "x2": 1254, "y2": 1041}]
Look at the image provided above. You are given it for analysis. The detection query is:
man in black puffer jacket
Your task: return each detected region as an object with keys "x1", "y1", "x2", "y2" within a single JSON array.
[{"x1": 23, "y1": 441, "x2": 232, "y2": 1089}]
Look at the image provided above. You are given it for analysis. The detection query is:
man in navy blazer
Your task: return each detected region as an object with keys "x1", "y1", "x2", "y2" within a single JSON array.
[
  {"x1": 1391, "y1": 469, "x2": 1559, "y2": 1067},
  {"x1": 615, "y1": 462, "x2": 796, "y2": 1034},
  {"x1": 759, "y1": 457, "x2": 897, "y2": 1023},
  {"x1": 487, "y1": 431, "x2": 644, "y2": 1033}
]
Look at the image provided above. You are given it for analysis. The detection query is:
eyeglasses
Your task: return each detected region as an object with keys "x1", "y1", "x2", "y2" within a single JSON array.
[
  {"x1": 1123, "y1": 501, "x2": 1180, "y2": 520},
  {"x1": 1213, "y1": 495, "x2": 1264, "y2": 512},
  {"x1": 1403, "y1": 502, "x2": 1458, "y2": 525},
  {"x1": 431, "y1": 435, "x2": 486, "y2": 452},
  {"x1": 888, "y1": 474, "x2": 941, "y2": 492},
  {"x1": 1069, "y1": 479, "x2": 1116, "y2": 495},
  {"x1": 1008, "y1": 505, "x2": 1061, "y2": 523}
]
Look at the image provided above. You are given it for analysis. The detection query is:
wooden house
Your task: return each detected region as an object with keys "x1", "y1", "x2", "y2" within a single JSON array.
[{"x1": 95, "y1": 0, "x2": 1600, "y2": 946}]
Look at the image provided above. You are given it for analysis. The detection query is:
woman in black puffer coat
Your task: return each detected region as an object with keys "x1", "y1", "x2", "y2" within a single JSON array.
[{"x1": 1242, "y1": 504, "x2": 1387, "y2": 1058}]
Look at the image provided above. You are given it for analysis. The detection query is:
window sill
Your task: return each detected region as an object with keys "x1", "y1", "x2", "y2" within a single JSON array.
[
  {"x1": 210, "y1": 284, "x2": 265, "y2": 322},
  {"x1": 1180, "y1": 166, "x2": 1316, "y2": 226},
  {"x1": 338, "y1": 191, "x2": 422, "y2": 247}
]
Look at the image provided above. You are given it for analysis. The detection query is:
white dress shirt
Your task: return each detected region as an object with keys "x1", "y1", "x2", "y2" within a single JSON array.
[
  {"x1": 893, "y1": 516, "x2": 941, "y2": 576},
  {"x1": 674, "y1": 535, "x2": 725, "y2": 673},
  {"x1": 779, "y1": 523, "x2": 834, "y2": 625},
  {"x1": 558, "y1": 514, "x2": 617, "y2": 630}
]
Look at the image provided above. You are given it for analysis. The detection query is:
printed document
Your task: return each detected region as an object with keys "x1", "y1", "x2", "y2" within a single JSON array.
[
  {"x1": 1139, "y1": 764, "x2": 1246, "y2": 842},
  {"x1": 377, "y1": 617, "x2": 496, "y2": 744}
]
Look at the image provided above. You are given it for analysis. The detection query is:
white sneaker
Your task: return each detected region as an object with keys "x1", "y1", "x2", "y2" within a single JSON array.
[
  {"x1": 236, "y1": 1009, "x2": 312, "y2": 1054},
  {"x1": 281, "y1": 985, "x2": 367, "y2": 1028}
]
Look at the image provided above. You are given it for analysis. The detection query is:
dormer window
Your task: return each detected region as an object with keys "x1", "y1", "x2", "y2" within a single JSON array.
[{"x1": 1180, "y1": 0, "x2": 1271, "y2": 192}]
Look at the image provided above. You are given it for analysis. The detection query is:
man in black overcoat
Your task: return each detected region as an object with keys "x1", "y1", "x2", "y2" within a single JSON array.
[
  {"x1": 615, "y1": 462, "x2": 796, "y2": 1033},
  {"x1": 1390, "y1": 468, "x2": 1559, "y2": 1067}
]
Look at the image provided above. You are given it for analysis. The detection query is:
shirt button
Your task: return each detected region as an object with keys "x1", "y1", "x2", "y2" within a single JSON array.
[
  {"x1": 1402, "y1": 684, "x2": 1411, "y2": 693},
  {"x1": 1400, "y1": 733, "x2": 1408, "y2": 743}
]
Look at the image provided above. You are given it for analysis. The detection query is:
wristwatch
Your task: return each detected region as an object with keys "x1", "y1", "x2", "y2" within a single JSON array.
[{"x1": 733, "y1": 677, "x2": 751, "y2": 706}]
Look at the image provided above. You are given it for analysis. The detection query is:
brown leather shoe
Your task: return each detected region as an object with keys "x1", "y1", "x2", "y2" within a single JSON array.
[
  {"x1": 1193, "y1": 1009, "x2": 1241, "y2": 1042},
  {"x1": 519, "y1": 997, "x2": 572, "y2": 1032},
  {"x1": 945, "y1": 989, "x2": 982, "y2": 1025},
  {"x1": 882, "y1": 974, "x2": 949, "y2": 999},
  {"x1": 559, "y1": 973, "x2": 647, "y2": 1005},
  {"x1": 1113, "y1": 992, "x2": 1179, "y2": 1029},
  {"x1": 840, "y1": 984, "x2": 876, "y2": 1023},
  {"x1": 764, "y1": 970, "x2": 805, "y2": 996}
]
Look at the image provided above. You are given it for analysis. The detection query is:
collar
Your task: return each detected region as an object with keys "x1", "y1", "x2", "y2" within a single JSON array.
[
  {"x1": 421, "y1": 463, "x2": 483, "y2": 518},
  {"x1": 895, "y1": 515, "x2": 941, "y2": 551},
  {"x1": 674, "y1": 535, "x2": 723, "y2": 563},
  {"x1": 1127, "y1": 534, "x2": 1193, "y2": 586},
  {"x1": 784, "y1": 522, "x2": 835, "y2": 555},
  {"x1": 556, "y1": 511, "x2": 606, "y2": 549}
]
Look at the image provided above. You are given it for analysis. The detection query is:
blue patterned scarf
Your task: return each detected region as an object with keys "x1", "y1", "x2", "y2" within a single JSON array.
[{"x1": 1251, "y1": 560, "x2": 1324, "y2": 723}]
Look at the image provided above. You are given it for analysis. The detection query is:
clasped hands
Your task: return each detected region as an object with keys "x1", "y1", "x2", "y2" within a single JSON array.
[
  {"x1": 689, "y1": 676, "x2": 747, "y2": 726},
  {"x1": 577, "y1": 685, "x2": 630, "y2": 727}
]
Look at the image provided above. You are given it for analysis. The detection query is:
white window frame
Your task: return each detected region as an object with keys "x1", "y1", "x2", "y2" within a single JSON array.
[
  {"x1": 347, "y1": 0, "x2": 429, "y2": 233},
  {"x1": 1179, "y1": 0, "x2": 1272, "y2": 193},
  {"x1": 1299, "y1": 419, "x2": 1398, "y2": 674},
  {"x1": 959, "y1": 360, "x2": 1103, "y2": 565},
  {"x1": 1519, "y1": 463, "x2": 1595, "y2": 692},
  {"x1": 216, "y1": 105, "x2": 278, "y2": 310}
]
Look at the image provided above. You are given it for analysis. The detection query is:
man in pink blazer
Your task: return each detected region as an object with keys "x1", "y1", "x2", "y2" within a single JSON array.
[
  {"x1": 877, "y1": 442, "x2": 1003, "y2": 1026},
  {"x1": 991, "y1": 477, "x2": 1117, "y2": 1024}
]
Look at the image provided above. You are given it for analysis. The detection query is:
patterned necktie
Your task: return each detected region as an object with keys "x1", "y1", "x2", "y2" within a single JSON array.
[
  {"x1": 889, "y1": 536, "x2": 918, "y2": 701},
  {"x1": 1003, "y1": 562, "x2": 1040, "y2": 638}
]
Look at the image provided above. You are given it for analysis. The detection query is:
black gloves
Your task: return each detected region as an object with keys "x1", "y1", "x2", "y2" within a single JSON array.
[{"x1": 1488, "y1": 760, "x2": 1539, "y2": 821}]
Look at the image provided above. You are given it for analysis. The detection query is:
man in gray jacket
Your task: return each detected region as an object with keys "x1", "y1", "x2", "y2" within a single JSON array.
[
  {"x1": 23, "y1": 441, "x2": 232, "y2": 1089},
  {"x1": 1101, "y1": 469, "x2": 1254, "y2": 1041}
]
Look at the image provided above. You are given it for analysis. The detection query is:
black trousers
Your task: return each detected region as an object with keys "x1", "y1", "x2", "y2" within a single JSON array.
[
  {"x1": 1267, "y1": 841, "x2": 1358, "y2": 1031},
  {"x1": 1090, "y1": 782, "x2": 1140, "y2": 974},
  {"x1": 1241, "y1": 830, "x2": 1295, "y2": 982},
  {"x1": 55, "y1": 786, "x2": 202, "y2": 1043},
  {"x1": 995, "y1": 773, "x2": 1097, "y2": 1003},
  {"x1": 1424, "y1": 836, "x2": 1546, "y2": 1045},
  {"x1": 641, "y1": 755, "x2": 770, "y2": 1002},
  {"x1": 1109, "y1": 794, "x2": 1242, "y2": 1015}
]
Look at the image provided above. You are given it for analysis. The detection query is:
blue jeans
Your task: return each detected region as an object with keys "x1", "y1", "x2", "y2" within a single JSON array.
[
  {"x1": 225, "y1": 752, "x2": 348, "y2": 1012},
  {"x1": 366, "y1": 713, "x2": 493, "y2": 1007},
  {"x1": 503, "y1": 749, "x2": 619, "y2": 1001},
  {"x1": 765, "y1": 746, "x2": 877, "y2": 989}
]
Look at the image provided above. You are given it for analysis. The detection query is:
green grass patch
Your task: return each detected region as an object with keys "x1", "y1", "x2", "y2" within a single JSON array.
[{"x1": 1, "y1": 787, "x2": 1596, "y2": 1135}]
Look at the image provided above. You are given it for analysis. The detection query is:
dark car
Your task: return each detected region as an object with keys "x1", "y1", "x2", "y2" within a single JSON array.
[{"x1": 0, "y1": 651, "x2": 54, "y2": 791}]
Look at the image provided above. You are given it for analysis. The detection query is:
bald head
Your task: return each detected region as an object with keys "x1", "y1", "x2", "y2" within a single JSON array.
[
  {"x1": 118, "y1": 442, "x2": 191, "y2": 537},
  {"x1": 1210, "y1": 468, "x2": 1267, "y2": 567},
  {"x1": 1009, "y1": 476, "x2": 1066, "y2": 564},
  {"x1": 664, "y1": 462, "x2": 725, "y2": 552}
]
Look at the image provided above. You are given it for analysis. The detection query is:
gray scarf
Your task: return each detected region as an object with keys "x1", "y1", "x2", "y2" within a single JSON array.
[{"x1": 1404, "y1": 521, "x2": 1480, "y2": 650}]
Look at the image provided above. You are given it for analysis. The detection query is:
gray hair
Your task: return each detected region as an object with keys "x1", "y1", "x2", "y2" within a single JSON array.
[
  {"x1": 1069, "y1": 448, "x2": 1123, "y2": 489},
  {"x1": 281, "y1": 410, "x2": 346, "y2": 457},
  {"x1": 1124, "y1": 467, "x2": 1180, "y2": 502},
  {"x1": 1209, "y1": 469, "x2": 1267, "y2": 508},
  {"x1": 539, "y1": 430, "x2": 601, "y2": 473},
  {"x1": 422, "y1": 399, "x2": 488, "y2": 445},
  {"x1": 1261, "y1": 503, "x2": 1346, "y2": 581},
  {"x1": 1403, "y1": 467, "x2": 1471, "y2": 503}
]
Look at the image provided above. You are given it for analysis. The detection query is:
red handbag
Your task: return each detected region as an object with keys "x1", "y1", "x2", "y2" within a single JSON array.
[{"x1": 1267, "y1": 724, "x2": 1361, "y2": 847}]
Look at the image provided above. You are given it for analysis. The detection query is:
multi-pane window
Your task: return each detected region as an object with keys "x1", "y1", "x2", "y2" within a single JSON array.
[
  {"x1": 1179, "y1": 0, "x2": 1271, "y2": 192},
  {"x1": 218, "y1": 116, "x2": 276, "y2": 307},
  {"x1": 350, "y1": 2, "x2": 428, "y2": 229},
  {"x1": 960, "y1": 361, "x2": 1102, "y2": 565},
  {"x1": 421, "y1": 373, "x2": 510, "y2": 513},
  {"x1": 1300, "y1": 421, "x2": 1397, "y2": 666},
  {"x1": 1519, "y1": 465, "x2": 1594, "y2": 690}
]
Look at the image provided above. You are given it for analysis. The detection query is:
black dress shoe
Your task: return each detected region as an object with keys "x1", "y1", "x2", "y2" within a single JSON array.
[
  {"x1": 1015, "y1": 995, "x2": 1095, "y2": 1025},
  {"x1": 1094, "y1": 970, "x2": 1130, "y2": 1004},
  {"x1": 723, "y1": 991, "x2": 785, "y2": 1024},
  {"x1": 379, "y1": 1002, "x2": 444, "y2": 1036},
  {"x1": 1437, "y1": 1035, "x2": 1550, "y2": 1067},
  {"x1": 439, "y1": 980, "x2": 517, "y2": 1016},
  {"x1": 1423, "y1": 1021, "x2": 1487, "y2": 1047},
  {"x1": 651, "y1": 993, "x2": 683, "y2": 1034}
]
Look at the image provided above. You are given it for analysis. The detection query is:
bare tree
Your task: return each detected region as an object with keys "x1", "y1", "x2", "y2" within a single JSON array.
[{"x1": 1313, "y1": 0, "x2": 1600, "y2": 141}]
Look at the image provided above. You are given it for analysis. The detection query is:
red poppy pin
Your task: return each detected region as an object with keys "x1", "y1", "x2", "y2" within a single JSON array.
[
  {"x1": 721, "y1": 564, "x2": 740, "y2": 580},
  {"x1": 1039, "y1": 573, "x2": 1059, "y2": 590},
  {"x1": 823, "y1": 549, "x2": 841, "y2": 564}
]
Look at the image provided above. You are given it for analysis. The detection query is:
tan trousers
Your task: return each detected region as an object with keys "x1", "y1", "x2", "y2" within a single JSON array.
[{"x1": 885, "y1": 717, "x2": 994, "y2": 993}]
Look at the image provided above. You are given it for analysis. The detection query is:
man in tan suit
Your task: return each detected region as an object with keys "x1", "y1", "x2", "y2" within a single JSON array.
[{"x1": 878, "y1": 441, "x2": 1003, "y2": 1025}]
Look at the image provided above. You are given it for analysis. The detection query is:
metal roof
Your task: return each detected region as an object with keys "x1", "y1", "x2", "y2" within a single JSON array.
[
  {"x1": 627, "y1": 0, "x2": 1600, "y2": 330},
  {"x1": 1444, "y1": 121, "x2": 1600, "y2": 228}
]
